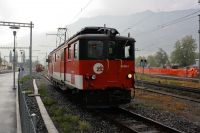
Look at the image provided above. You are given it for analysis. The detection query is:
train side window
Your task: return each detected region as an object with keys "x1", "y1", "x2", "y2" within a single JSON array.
[
  {"x1": 74, "y1": 43, "x2": 79, "y2": 59},
  {"x1": 55, "y1": 53, "x2": 56, "y2": 62},
  {"x1": 125, "y1": 45, "x2": 130, "y2": 58},
  {"x1": 68, "y1": 45, "x2": 72, "y2": 60},
  {"x1": 61, "y1": 50, "x2": 64, "y2": 61}
]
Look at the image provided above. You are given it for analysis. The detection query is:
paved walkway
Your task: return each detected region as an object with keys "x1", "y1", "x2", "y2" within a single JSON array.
[{"x1": 0, "y1": 73, "x2": 16, "y2": 133}]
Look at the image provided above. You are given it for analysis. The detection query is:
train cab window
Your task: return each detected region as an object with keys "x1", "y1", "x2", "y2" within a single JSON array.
[
  {"x1": 87, "y1": 41, "x2": 103, "y2": 59},
  {"x1": 74, "y1": 43, "x2": 78, "y2": 59}
]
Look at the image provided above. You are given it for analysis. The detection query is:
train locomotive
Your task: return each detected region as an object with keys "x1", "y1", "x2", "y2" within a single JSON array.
[{"x1": 47, "y1": 27, "x2": 135, "y2": 107}]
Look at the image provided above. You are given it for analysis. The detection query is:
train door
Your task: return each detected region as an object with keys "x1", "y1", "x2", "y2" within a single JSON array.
[
  {"x1": 60, "y1": 50, "x2": 64, "y2": 80},
  {"x1": 64, "y1": 48, "x2": 67, "y2": 81}
]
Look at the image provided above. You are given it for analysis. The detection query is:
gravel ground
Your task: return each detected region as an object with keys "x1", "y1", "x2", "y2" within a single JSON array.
[
  {"x1": 19, "y1": 73, "x2": 47, "y2": 133},
  {"x1": 124, "y1": 99, "x2": 200, "y2": 133},
  {"x1": 36, "y1": 76, "x2": 126, "y2": 133}
]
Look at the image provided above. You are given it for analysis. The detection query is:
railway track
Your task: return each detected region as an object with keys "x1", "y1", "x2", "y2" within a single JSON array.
[
  {"x1": 136, "y1": 86, "x2": 200, "y2": 103},
  {"x1": 135, "y1": 80, "x2": 200, "y2": 102},
  {"x1": 96, "y1": 107, "x2": 182, "y2": 133},
  {"x1": 135, "y1": 80, "x2": 200, "y2": 93}
]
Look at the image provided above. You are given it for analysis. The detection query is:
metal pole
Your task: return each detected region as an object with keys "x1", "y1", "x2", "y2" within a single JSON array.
[
  {"x1": 199, "y1": 0, "x2": 200, "y2": 81},
  {"x1": 13, "y1": 31, "x2": 16, "y2": 89},
  {"x1": 30, "y1": 21, "x2": 32, "y2": 78}
]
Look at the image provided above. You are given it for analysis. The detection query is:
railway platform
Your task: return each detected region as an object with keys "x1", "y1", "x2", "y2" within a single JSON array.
[{"x1": 0, "y1": 72, "x2": 17, "y2": 133}]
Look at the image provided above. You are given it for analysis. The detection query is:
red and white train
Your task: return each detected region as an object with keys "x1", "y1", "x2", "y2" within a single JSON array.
[{"x1": 47, "y1": 27, "x2": 135, "y2": 107}]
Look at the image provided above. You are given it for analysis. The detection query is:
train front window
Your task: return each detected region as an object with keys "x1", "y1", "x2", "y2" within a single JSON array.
[
  {"x1": 107, "y1": 41, "x2": 116, "y2": 58},
  {"x1": 87, "y1": 41, "x2": 104, "y2": 59},
  {"x1": 85, "y1": 39, "x2": 134, "y2": 60}
]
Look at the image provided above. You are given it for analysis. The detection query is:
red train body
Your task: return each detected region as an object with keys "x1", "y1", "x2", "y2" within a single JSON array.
[{"x1": 47, "y1": 27, "x2": 135, "y2": 107}]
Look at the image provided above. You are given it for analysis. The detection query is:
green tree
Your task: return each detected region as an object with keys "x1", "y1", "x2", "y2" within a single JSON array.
[
  {"x1": 147, "y1": 55, "x2": 158, "y2": 67},
  {"x1": 155, "y1": 48, "x2": 169, "y2": 67},
  {"x1": 171, "y1": 35, "x2": 197, "y2": 67}
]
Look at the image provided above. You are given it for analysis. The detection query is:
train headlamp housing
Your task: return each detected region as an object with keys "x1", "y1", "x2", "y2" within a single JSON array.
[
  {"x1": 91, "y1": 75, "x2": 96, "y2": 80},
  {"x1": 127, "y1": 74, "x2": 133, "y2": 79}
]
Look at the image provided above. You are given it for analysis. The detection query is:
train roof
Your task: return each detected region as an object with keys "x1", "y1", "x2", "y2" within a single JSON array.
[{"x1": 49, "y1": 27, "x2": 135, "y2": 54}]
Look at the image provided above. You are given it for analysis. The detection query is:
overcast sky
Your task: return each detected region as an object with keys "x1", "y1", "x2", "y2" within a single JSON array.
[{"x1": 0, "y1": 0, "x2": 198, "y2": 62}]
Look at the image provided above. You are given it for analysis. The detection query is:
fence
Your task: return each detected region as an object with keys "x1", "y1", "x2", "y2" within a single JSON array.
[{"x1": 18, "y1": 73, "x2": 37, "y2": 133}]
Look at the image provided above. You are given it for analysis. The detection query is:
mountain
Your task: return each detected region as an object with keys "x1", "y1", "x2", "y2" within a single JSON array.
[
  {"x1": 66, "y1": 9, "x2": 198, "y2": 57},
  {"x1": 19, "y1": 9, "x2": 199, "y2": 60}
]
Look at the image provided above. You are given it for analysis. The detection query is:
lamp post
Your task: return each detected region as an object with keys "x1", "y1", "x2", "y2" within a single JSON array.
[{"x1": 10, "y1": 26, "x2": 20, "y2": 89}]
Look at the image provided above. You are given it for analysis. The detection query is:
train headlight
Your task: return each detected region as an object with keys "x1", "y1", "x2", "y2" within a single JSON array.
[
  {"x1": 91, "y1": 75, "x2": 96, "y2": 80},
  {"x1": 127, "y1": 74, "x2": 132, "y2": 79}
]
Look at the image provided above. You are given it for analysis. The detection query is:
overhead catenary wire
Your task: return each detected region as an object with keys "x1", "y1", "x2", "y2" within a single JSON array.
[
  {"x1": 158, "y1": 9, "x2": 200, "y2": 28},
  {"x1": 135, "y1": 10, "x2": 200, "y2": 37},
  {"x1": 121, "y1": 13, "x2": 153, "y2": 34},
  {"x1": 69, "y1": 0, "x2": 94, "y2": 24}
]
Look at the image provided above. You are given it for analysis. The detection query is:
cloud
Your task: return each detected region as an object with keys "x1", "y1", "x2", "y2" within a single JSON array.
[
  {"x1": 86, "y1": 0, "x2": 198, "y2": 16},
  {"x1": 0, "y1": 1, "x2": 13, "y2": 20}
]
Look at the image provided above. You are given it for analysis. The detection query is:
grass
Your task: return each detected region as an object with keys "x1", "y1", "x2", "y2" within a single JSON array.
[
  {"x1": 38, "y1": 83, "x2": 47, "y2": 97},
  {"x1": 19, "y1": 75, "x2": 30, "y2": 84},
  {"x1": 38, "y1": 82, "x2": 91, "y2": 133},
  {"x1": 135, "y1": 89, "x2": 188, "y2": 113},
  {"x1": 50, "y1": 106, "x2": 91, "y2": 133},
  {"x1": 43, "y1": 97, "x2": 57, "y2": 106},
  {"x1": 79, "y1": 120, "x2": 91, "y2": 132},
  {"x1": 135, "y1": 73, "x2": 200, "y2": 89}
]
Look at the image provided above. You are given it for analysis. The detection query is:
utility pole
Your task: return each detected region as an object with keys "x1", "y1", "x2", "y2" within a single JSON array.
[
  {"x1": 198, "y1": 0, "x2": 200, "y2": 82},
  {"x1": 0, "y1": 21, "x2": 34, "y2": 78},
  {"x1": 30, "y1": 21, "x2": 33, "y2": 79},
  {"x1": 46, "y1": 27, "x2": 67, "y2": 47}
]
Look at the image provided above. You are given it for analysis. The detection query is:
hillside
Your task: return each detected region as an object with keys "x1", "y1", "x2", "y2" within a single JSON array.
[{"x1": 17, "y1": 9, "x2": 199, "y2": 59}]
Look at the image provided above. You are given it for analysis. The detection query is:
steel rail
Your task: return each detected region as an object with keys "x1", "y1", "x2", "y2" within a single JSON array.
[
  {"x1": 118, "y1": 107, "x2": 183, "y2": 133},
  {"x1": 135, "y1": 80, "x2": 200, "y2": 93},
  {"x1": 96, "y1": 107, "x2": 183, "y2": 133},
  {"x1": 136, "y1": 86, "x2": 200, "y2": 103}
]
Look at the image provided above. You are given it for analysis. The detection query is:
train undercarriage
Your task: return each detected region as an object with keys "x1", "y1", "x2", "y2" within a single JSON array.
[{"x1": 50, "y1": 76, "x2": 131, "y2": 108}]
